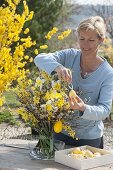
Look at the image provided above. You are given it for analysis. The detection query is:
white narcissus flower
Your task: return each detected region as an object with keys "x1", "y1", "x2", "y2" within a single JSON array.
[
  {"x1": 35, "y1": 77, "x2": 45, "y2": 90},
  {"x1": 40, "y1": 104, "x2": 46, "y2": 111},
  {"x1": 46, "y1": 100, "x2": 52, "y2": 104},
  {"x1": 51, "y1": 80, "x2": 61, "y2": 88},
  {"x1": 51, "y1": 80, "x2": 55, "y2": 88},
  {"x1": 54, "y1": 106, "x2": 58, "y2": 112}
]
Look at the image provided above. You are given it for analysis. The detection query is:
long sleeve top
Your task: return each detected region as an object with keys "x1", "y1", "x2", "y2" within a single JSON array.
[{"x1": 34, "y1": 48, "x2": 113, "y2": 139}]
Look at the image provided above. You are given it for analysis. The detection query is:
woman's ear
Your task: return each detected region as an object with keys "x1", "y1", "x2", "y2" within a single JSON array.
[{"x1": 99, "y1": 38, "x2": 104, "y2": 45}]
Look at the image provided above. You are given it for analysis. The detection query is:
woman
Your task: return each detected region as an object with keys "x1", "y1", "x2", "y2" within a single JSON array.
[{"x1": 34, "y1": 16, "x2": 113, "y2": 148}]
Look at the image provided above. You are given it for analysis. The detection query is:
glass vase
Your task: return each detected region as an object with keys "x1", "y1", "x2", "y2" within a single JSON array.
[{"x1": 29, "y1": 121, "x2": 65, "y2": 160}]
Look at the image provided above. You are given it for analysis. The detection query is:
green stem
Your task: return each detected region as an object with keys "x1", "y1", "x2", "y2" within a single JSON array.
[{"x1": 35, "y1": 121, "x2": 54, "y2": 158}]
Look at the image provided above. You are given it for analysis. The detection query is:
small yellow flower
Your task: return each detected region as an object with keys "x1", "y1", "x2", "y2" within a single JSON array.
[
  {"x1": 45, "y1": 35, "x2": 51, "y2": 40},
  {"x1": 40, "y1": 45, "x2": 48, "y2": 49},
  {"x1": 0, "y1": 20, "x2": 3, "y2": 25},
  {"x1": 24, "y1": 55, "x2": 29, "y2": 60},
  {"x1": 53, "y1": 82, "x2": 61, "y2": 90},
  {"x1": 46, "y1": 104, "x2": 53, "y2": 112},
  {"x1": 65, "y1": 102, "x2": 70, "y2": 109},
  {"x1": 31, "y1": 87, "x2": 35, "y2": 91},
  {"x1": 58, "y1": 35, "x2": 64, "y2": 40},
  {"x1": 52, "y1": 27, "x2": 58, "y2": 32},
  {"x1": 33, "y1": 96, "x2": 40, "y2": 104},
  {"x1": 24, "y1": 28, "x2": 29, "y2": 34},
  {"x1": 29, "y1": 57, "x2": 33, "y2": 62},
  {"x1": 0, "y1": 96, "x2": 5, "y2": 106},
  {"x1": 27, "y1": 11, "x2": 34, "y2": 20},
  {"x1": 0, "y1": 26, "x2": 5, "y2": 34},
  {"x1": 34, "y1": 49, "x2": 38, "y2": 55},
  {"x1": 36, "y1": 78, "x2": 43, "y2": 86}
]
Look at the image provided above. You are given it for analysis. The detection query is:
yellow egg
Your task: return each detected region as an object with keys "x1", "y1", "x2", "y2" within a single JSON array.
[
  {"x1": 69, "y1": 89, "x2": 78, "y2": 102},
  {"x1": 84, "y1": 150, "x2": 94, "y2": 158},
  {"x1": 72, "y1": 154, "x2": 84, "y2": 159},
  {"x1": 81, "y1": 150, "x2": 86, "y2": 156},
  {"x1": 54, "y1": 121, "x2": 63, "y2": 133},
  {"x1": 93, "y1": 152, "x2": 101, "y2": 157},
  {"x1": 71, "y1": 147, "x2": 81, "y2": 154},
  {"x1": 69, "y1": 89, "x2": 77, "y2": 98}
]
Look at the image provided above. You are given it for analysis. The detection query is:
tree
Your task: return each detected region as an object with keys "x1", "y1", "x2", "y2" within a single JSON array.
[
  {"x1": 27, "y1": 0, "x2": 63, "y2": 44},
  {"x1": 91, "y1": 1, "x2": 113, "y2": 39},
  {"x1": 91, "y1": 1, "x2": 113, "y2": 66},
  {"x1": 12, "y1": 0, "x2": 63, "y2": 49}
]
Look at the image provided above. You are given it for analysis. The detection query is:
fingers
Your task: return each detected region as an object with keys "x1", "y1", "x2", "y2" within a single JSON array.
[
  {"x1": 69, "y1": 97, "x2": 77, "y2": 110},
  {"x1": 67, "y1": 69, "x2": 72, "y2": 83},
  {"x1": 60, "y1": 68, "x2": 72, "y2": 83},
  {"x1": 54, "y1": 66, "x2": 72, "y2": 83},
  {"x1": 69, "y1": 95, "x2": 86, "y2": 112},
  {"x1": 69, "y1": 96, "x2": 79, "y2": 106}
]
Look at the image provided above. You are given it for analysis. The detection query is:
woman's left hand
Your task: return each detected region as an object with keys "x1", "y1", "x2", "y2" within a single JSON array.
[{"x1": 69, "y1": 95, "x2": 86, "y2": 112}]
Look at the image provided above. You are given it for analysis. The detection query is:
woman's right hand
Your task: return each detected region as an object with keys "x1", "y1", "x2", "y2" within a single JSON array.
[{"x1": 54, "y1": 65, "x2": 72, "y2": 83}]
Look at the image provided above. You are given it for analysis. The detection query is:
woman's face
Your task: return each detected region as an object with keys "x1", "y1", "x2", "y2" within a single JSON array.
[{"x1": 78, "y1": 29, "x2": 103, "y2": 56}]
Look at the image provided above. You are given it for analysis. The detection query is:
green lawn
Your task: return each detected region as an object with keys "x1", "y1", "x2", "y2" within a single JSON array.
[
  {"x1": 0, "y1": 91, "x2": 21, "y2": 125},
  {"x1": 3, "y1": 91, "x2": 21, "y2": 108}
]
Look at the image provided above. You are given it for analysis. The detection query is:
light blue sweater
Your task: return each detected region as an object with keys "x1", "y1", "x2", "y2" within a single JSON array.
[{"x1": 34, "y1": 48, "x2": 113, "y2": 139}]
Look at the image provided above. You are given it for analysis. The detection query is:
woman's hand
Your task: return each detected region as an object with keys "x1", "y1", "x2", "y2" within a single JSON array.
[
  {"x1": 69, "y1": 94, "x2": 86, "y2": 112},
  {"x1": 54, "y1": 65, "x2": 72, "y2": 83}
]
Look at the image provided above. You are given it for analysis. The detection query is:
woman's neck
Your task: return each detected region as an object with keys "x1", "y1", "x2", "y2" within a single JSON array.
[{"x1": 80, "y1": 54, "x2": 104, "y2": 75}]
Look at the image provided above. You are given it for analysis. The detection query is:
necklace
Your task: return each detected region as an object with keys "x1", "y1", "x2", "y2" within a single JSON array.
[{"x1": 80, "y1": 68, "x2": 91, "y2": 79}]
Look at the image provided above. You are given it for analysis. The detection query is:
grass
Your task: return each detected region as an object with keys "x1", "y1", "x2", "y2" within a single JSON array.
[
  {"x1": 4, "y1": 91, "x2": 21, "y2": 108},
  {"x1": 0, "y1": 91, "x2": 21, "y2": 125},
  {"x1": 0, "y1": 110, "x2": 17, "y2": 125}
]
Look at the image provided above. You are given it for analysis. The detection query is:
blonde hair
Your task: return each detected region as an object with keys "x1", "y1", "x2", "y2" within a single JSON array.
[{"x1": 77, "y1": 16, "x2": 106, "y2": 39}]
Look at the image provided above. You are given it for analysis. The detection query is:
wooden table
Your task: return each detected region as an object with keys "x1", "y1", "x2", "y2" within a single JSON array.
[{"x1": 0, "y1": 139, "x2": 113, "y2": 170}]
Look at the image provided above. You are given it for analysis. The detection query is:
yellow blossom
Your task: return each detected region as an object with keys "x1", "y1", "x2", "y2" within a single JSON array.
[
  {"x1": 0, "y1": 96, "x2": 5, "y2": 106},
  {"x1": 58, "y1": 29, "x2": 72, "y2": 40},
  {"x1": 46, "y1": 104, "x2": 53, "y2": 112},
  {"x1": 52, "y1": 27, "x2": 58, "y2": 32},
  {"x1": 33, "y1": 96, "x2": 40, "y2": 104},
  {"x1": 27, "y1": 11, "x2": 34, "y2": 20},
  {"x1": 34, "y1": 49, "x2": 38, "y2": 55},
  {"x1": 36, "y1": 78, "x2": 43, "y2": 86},
  {"x1": 65, "y1": 102, "x2": 70, "y2": 109},
  {"x1": 40, "y1": 45, "x2": 48, "y2": 49},
  {"x1": 24, "y1": 55, "x2": 29, "y2": 60},
  {"x1": 58, "y1": 35, "x2": 64, "y2": 40},
  {"x1": 44, "y1": 91, "x2": 50, "y2": 100},
  {"x1": 24, "y1": 28, "x2": 29, "y2": 34},
  {"x1": 45, "y1": 35, "x2": 51, "y2": 40},
  {"x1": 45, "y1": 27, "x2": 58, "y2": 39},
  {"x1": 0, "y1": 19, "x2": 3, "y2": 25},
  {"x1": 52, "y1": 81, "x2": 61, "y2": 90},
  {"x1": 29, "y1": 57, "x2": 33, "y2": 62},
  {"x1": 0, "y1": 26, "x2": 5, "y2": 34}
]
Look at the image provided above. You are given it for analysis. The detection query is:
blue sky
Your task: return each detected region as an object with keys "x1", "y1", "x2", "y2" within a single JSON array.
[{"x1": 71, "y1": 0, "x2": 113, "y2": 5}]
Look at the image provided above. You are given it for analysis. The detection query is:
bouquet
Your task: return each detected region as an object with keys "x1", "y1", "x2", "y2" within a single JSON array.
[{"x1": 15, "y1": 71, "x2": 75, "y2": 159}]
